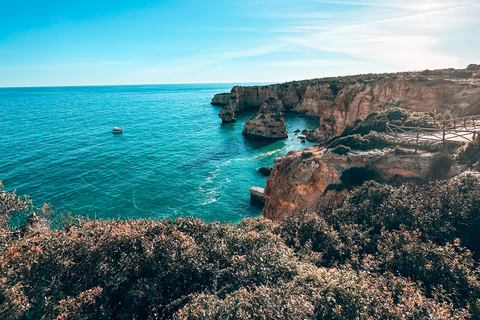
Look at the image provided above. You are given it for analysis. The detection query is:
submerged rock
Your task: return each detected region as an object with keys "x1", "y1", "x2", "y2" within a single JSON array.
[
  {"x1": 218, "y1": 105, "x2": 237, "y2": 123},
  {"x1": 258, "y1": 167, "x2": 272, "y2": 176},
  {"x1": 242, "y1": 97, "x2": 287, "y2": 139}
]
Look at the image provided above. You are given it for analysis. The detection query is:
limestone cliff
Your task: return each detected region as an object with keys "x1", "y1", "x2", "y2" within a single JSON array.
[
  {"x1": 262, "y1": 146, "x2": 463, "y2": 221},
  {"x1": 211, "y1": 93, "x2": 231, "y2": 105},
  {"x1": 242, "y1": 97, "x2": 287, "y2": 139},
  {"x1": 215, "y1": 66, "x2": 480, "y2": 141}
]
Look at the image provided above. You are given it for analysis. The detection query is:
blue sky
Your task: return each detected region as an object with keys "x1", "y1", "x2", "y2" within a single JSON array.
[{"x1": 0, "y1": 0, "x2": 479, "y2": 87}]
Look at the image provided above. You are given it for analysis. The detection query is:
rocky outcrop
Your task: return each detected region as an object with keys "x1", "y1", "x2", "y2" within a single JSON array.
[
  {"x1": 242, "y1": 97, "x2": 287, "y2": 139},
  {"x1": 211, "y1": 93, "x2": 231, "y2": 105},
  {"x1": 315, "y1": 79, "x2": 480, "y2": 140},
  {"x1": 258, "y1": 167, "x2": 272, "y2": 176},
  {"x1": 218, "y1": 105, "x2": 236, "y2": 123},
  {"x1": 229, "y1": 84, "x2": 300, "y2": 112},
  {"x1": 262, "y1": 146, "x2": 463, "y2": 221},
  {"x1": 215, "y1": 65, "x2": 480, "y2": 141},
  {"x1": 250, "y1": 187, "x2": 266, "y2": 203}
]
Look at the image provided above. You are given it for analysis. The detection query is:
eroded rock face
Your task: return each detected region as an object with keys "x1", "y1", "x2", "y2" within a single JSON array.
[
  {"x1": 229, "y1": 84, "x2": 300, "y2": 112},
  {"x1": 262, "y1": 146, "x2": 458, "y2": 221},
  {"x1": 217, "y1": 67, "x2": 480, "y2": 141},
  {"x1": 315, "y1": 79, "x2": 479, "y2": 140},
  {"x1": 211, "y1": 93, "x2": 231, "y2": 106},
  {"x1": 242, "y1": 97, "x2": 287, "y2": 139},
  {"x1": 218, "y1": 105, "x2": 237, "y2": 123}
]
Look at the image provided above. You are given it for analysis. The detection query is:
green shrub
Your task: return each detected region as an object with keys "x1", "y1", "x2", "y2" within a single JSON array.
[
  {"x1": 451, "y1": 70, "x2": 473, "y2": 78},
  {"x1": 0, "y1": 181, "x2": 32, "y2": 230},
  {"x1": 279, "y1": 213, "x2": 343, "y2": 267},
  {"x1": 458, "y1": 139, "x2": 480, "y2": 166},
  {"x1": 426, "y1": 153, "x2": 453, "y2": 180},
  {"x1": 340, "y1": 166, "x2": 381, "y2": 188},
  {"x1": 1, "y1": 176, "x2": 480, "y2": 319},
  {"x1": 328, "y1": 131, "x2": 390, "y2": 151},
  {"x1": 331, "y1": 144, "x2": 351, "y2": 155},
  {"x1": 340, "y1": 107, "x2": 435, "y2": 137}
]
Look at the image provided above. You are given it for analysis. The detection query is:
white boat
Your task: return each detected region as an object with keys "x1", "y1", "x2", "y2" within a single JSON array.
[{"x1": 112, "y1": 127, "x2": 123, "y2": 134}]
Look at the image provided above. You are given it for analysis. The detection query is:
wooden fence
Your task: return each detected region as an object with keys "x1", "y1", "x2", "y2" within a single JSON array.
[
  {"x1": 431, "y1": 114, "x2": 480, "y2": 131},
  {"x1": 386, "y1": 114, "x2": 480, "y2": 145}
]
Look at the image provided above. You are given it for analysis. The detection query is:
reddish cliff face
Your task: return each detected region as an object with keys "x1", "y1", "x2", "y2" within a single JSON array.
[
  {"x1": 216, "y1": 68, "x2": 480, "y2": 140},
  {"x1": 262, "y1": 146, "x2": 455, "y2": 221},
  {"x1": 316, "y1": 79, "x2": 480, "y2": 139}
]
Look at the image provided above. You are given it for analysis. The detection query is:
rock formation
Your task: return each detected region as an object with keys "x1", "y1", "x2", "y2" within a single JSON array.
[
  {"x1": 242, "y1": 97, "x2": 287, "y2": 139},
  {"x1": 262, "y1": 146, "x2": 464, "y2": 221},
  {"x1": 218, "y1": 105, "x2": 236, "y2": 123},
  {"x1": 215, "y1": 65, "x2": 480, "y2": 141},
  {"x1": 258, "y1": 167, "x2": 272, "y2": 176},
  {"x1": 250, "y1": 187, "x2": 266, "y2": 203},
  {"x1": 211, "y1": 93, "x2": 231, "y2": 106}
]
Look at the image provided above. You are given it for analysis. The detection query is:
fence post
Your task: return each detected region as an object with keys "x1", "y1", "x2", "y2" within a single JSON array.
[
  {"x1": 464, "y1": 118, "x2": 467, "y2": 129},
  {"x1": 394, "y1": 126, "x2": 398, "y2": 141},
  {"x1": 453, "y1": 119, "x2": 456, "y2": 130},
  {"x1": 415, "y1": 127, "x2": 420, "y2": 154},
  {"x1": 443, "y1": 127, "x2": 446, "y2": 143},
  {"x1": 473, "y1": 131, "x2": 477, "y2": 141}
]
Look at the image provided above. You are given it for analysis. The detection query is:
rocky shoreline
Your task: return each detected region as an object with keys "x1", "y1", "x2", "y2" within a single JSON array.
[
  {"x1": 213, "y1": 64, "x2": 480, "y2": 142},
  {"x1": 212, "y1": 64, "x2": 480, "y2": 221}
]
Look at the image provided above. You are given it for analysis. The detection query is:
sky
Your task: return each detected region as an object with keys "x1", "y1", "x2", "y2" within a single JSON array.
[{"x1": 0, "y1": 0, "x2": 479, "y2": 87}]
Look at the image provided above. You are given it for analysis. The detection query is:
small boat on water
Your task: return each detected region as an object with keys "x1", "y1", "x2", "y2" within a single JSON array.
[{"x1": 112, "y1": 127, "x2": 123, "y2": 134}]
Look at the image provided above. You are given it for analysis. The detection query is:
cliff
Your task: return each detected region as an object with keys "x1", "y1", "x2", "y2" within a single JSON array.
[
  {"x1": 242, "y1": 97, "x2": 287, "y2": 139},
  {"x1": 262, "y1": 146, "x2": 464, "y2": 221},
  {"x1": 211, "y1": 93, "x2": 231, "y2": 105},
  {"x1": 214, "y1": 65, "x2": 480, "y2": 141}
]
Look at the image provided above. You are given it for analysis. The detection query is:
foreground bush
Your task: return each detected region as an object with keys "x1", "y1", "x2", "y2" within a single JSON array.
[{"x1": 1, "y1": 175, "x2": 480, "y2": 319}]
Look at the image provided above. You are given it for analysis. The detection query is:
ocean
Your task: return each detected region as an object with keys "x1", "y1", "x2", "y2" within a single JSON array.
[{"x1": 0, "y1": 84, "x2": 318, "y2": 223}]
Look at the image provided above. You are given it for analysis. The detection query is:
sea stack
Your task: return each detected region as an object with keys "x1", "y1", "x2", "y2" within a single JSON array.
[
  {"x1": 218, "y1": 105, "x2": 237, "y2": 123},
  {"x1": 242, "y1": 97, "x2": 287, "y2": 139}
]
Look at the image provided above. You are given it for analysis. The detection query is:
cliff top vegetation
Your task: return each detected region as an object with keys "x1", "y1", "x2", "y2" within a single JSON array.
[
  {"x1": 2, "y1": 172, "x2": 480, "y2": 319},
  {"x1": 279, "y1": 64, "x2": 480, "y2": 87}
]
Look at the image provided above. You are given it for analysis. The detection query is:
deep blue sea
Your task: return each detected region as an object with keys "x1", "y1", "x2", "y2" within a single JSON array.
[{"x1": 0, "y1": 84, "x2": 318, "y2": 223}]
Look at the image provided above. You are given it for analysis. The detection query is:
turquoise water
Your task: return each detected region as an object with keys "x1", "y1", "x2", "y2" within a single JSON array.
[{"x1": 0, "y1": 84, "x2": 318, "y2": 223}]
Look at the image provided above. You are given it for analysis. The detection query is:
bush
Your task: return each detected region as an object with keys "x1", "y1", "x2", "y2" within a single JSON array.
[
  {"x1": 451, "y1": 70, "x2": 473, "y2": 78},
  {"x1": 1, "y1": 176, "x2": 480, "y2": 319},
  {"x1": 341, "y1": 107, "x2": 435, "y2": 137},
  {"x1": 328, "y1": 131, "x2": 390, "y2": 151},
  {"x1": 340, "y1": 166, "x2": 380, "y2": 188},
  {"x1": 0, "y1": 181, "x2": 32, "y2": 230},
  {"x1": 426, "y1": 153, "x2": 453, "y2": 180},
  {"x1": 458, "y1": 139, "x2": 480, "y2": 166},
  {"x1": 330, "y1": 144, "x2": 351, "y2": 155}
]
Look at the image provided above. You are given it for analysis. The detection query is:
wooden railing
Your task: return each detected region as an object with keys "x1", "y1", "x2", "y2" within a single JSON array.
[
  {"x1": 431, "y1": 114, "x2": 480, "y2": 131},
  {"x1": 386, "y1": 114, "x2": 480, "y2": 145}
]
